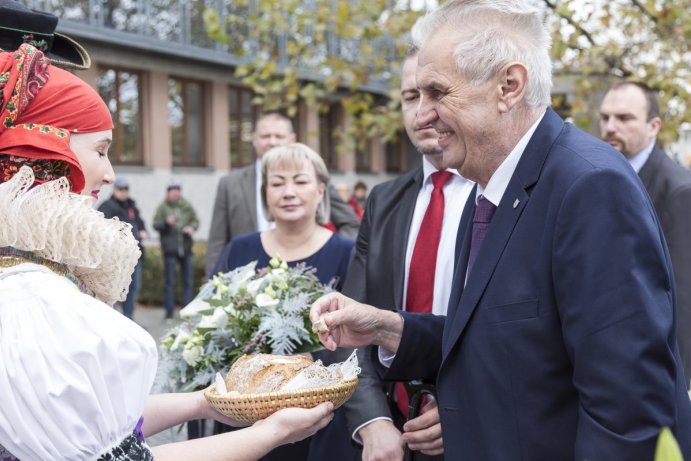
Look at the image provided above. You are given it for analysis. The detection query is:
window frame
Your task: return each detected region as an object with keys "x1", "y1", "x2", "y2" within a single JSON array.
[
  {"x1": 169, "y1": 76, "x2": 207, "y2": 167},
  {"x1": 97, "y1": 65, "x2": 144, "y2": 166}
]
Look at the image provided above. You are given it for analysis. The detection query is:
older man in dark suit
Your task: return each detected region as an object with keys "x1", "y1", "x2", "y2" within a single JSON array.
[
  {"x1": 311, "y1": 1, "x2": 691, "y2": 459},
  {"x1": 337, "y1": 48, "x2": 473, "y2": 460},
  {"x1": 205, "y1": 112, "x2": 360, "y2": 276},
  {"x1": 600, "y1": 81, "x2": 691, "y2": 389}
]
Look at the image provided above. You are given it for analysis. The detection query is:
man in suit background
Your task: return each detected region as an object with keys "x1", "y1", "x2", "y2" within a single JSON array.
[
  {"x1": 311, "y1": 1, "x2": 691, "y2": 459},
  {"x1": 338, "y1": 47, "x2": 473, "y2": 460},
  {"x1": 206, "y1": 112, "x2": 360, "y2": 276},
  {"x1": 600, "y1": 81, "x2": 691, "y2": 389}
]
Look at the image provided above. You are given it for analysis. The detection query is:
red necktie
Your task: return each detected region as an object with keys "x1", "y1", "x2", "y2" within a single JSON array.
[{"x1": 396, "y1": 170, "x2": 453, "y2": 418}]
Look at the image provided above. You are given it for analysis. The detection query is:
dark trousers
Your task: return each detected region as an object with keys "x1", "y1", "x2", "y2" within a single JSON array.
[
  {"x1": 120, "y1": 258, "x2": 142, "y2": 319},
  {"x1": 163, "y1": 253, "x2": 193, "y2": 318}
]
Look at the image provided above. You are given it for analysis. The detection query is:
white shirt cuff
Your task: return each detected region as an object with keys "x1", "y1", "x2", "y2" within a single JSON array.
[
  {"x1": 352, "y1": 417, "x2": 395, "y2": 445},
  {"x1": 378, "y1": 345, "x2": 396, "y2": 367}
]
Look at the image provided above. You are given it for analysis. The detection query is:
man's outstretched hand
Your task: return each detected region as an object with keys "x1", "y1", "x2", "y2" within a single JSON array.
[{"x1": 310, "y1": 292, "x2": 404, "y2": 353}]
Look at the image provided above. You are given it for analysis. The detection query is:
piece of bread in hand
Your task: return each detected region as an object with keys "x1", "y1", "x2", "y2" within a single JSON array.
[{"x1": 312, "y1": 317, "x2": 329, "y2": 334}]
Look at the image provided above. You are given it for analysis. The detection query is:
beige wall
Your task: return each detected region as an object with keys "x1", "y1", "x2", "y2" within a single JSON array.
[
  {"x1": 145, "y1": 71, "x2": 171, "y2": 169},
  {"x1": 208, "y1": 82, "x2": 230, "y2": 171}
]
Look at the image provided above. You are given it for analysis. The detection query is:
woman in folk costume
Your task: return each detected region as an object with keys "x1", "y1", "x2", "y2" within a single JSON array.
[{"x1": 0, "y1": 44, "x2": 334, "y2": 461}]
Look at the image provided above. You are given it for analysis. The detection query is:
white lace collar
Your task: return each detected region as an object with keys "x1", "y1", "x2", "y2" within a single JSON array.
[{"x1": 0, "y1": 166, "x2": 140, "y2": 305}]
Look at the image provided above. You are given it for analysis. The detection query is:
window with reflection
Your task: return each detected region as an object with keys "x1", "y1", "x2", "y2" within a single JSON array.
[
  {"x1": 319, "y1": 103, "x2": 340, "y2": 171},
  {"x1": 356, "y1": 142, "x2": 371, "y2": 172},
  {"x1": 97, "y1": 67, "x2": 143, "y2": 165},
  {"x1": 386, "y1": 133, "x2": 407, "y2": 173},
  {"x1": 169, "y1": 77, "x2": 206, "y2": 166},
  {"x1": 227, "y1": 86, "x2": 257, "y2": 168}
]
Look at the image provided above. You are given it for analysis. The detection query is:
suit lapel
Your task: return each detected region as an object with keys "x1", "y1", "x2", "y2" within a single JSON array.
[
  {"x1": 444, "y1": 184, "x2": 477, "y2": 328},
  {"x1": 637, "y1": 146, "x2": 662, "y2": 192},
  {"x1": 240, "y1": 164, "x2": 258, "y2": 230},
  {"x1": 443, "y1": 183, "x2": 529, "y2": 356},
  {"x1": 392, "y1": 169, "x2": 423, "y2": 307},
  {"x1": 441, "y1": 109, "x2": 565, "y2": 358}
]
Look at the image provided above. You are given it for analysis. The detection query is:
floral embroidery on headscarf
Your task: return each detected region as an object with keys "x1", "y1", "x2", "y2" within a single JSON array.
[
  {"x1": 0, "y1": 44, "x2": 86, "y2": 191},
  {"x1": 0, "y1": 155, "x2": 72, "y2": 186},
  {"x1": 0, "y1": 45, "x2": 49, "y2": 128}
]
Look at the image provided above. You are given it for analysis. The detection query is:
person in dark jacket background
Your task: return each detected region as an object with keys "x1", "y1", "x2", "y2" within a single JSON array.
[
  {"x1": 98, "y1": 177, "x2": 148, "y2": 319},
  {"x1": 153, "y1": 181, "x2": 199, "y2": 319}
]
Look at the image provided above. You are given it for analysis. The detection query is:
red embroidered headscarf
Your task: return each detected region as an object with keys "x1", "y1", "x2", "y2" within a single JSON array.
[{"x1": 0, "y1": 44, "x2": 113, "y2": 193}]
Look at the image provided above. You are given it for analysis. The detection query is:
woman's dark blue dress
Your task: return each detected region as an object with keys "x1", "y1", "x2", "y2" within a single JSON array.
[{"x1": 211, "y1": 231, "x2": 360, "y2": 461}]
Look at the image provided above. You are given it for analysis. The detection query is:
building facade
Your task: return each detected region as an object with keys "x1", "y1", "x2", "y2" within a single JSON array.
[{"x1": 27, "y1": 0, "x2": 417, "y2": 239}]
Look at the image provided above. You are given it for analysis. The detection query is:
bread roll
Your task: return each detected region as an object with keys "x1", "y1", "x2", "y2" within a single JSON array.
[{"x1": 225, "y1": 354, "x2": 313, "y2": 394}]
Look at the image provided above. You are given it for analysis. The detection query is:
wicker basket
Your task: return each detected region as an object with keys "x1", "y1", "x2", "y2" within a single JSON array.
[{"x1": 204, "y1": 377, "x2": 358, "y2": 423}]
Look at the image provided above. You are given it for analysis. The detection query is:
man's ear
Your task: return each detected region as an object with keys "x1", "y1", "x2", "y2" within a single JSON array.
[
  {"x1": 497, "y1": 62, "x2": 528, "y2": 113},
  {"x1": 649, "y1": 116, "x2": 662, "y2": 137}
]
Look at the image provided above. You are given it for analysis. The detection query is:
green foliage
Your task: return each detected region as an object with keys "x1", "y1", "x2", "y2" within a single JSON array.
[
  {"x1": 655, "y1": 427, "x2": 684, "y2": 461},
  {"x1": 543, "y1": 0, "x2": 691, "y2": 145},
  {"x1": 204, "y1": 0, "x2": 690, "y2": 152},
  {"x1": 138, "y1": 243, "x2": 207, "y2": 306},
  {"x1": 203, "y1": 0, "x2": 424, "y2": 153}
]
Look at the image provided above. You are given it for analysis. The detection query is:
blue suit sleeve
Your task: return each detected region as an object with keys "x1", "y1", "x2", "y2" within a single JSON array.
[
  {"x1": 384, "y1": 312, "x2": 445, "y2": 382},
  {"x1": 553, "y1": 168, "x2": 680, "y2": 458}
]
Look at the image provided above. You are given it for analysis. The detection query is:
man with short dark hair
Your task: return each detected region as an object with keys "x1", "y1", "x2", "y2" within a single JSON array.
[
  {"x1": 600, "y1": 81, "x2": 691, "y2": 389},
  {"x1": 98, "y1": 177, "x2": 147, "y2": 319}
]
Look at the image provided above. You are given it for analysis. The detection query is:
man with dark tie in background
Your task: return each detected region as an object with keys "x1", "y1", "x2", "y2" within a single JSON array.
[{"x1": 600, "y1": 81, "x2": 691, "y2": 390}]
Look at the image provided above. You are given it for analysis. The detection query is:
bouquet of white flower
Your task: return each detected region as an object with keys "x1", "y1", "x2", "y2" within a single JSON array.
[{"x1": 159, "y1": 256, "x2": 330, "y2": 392}]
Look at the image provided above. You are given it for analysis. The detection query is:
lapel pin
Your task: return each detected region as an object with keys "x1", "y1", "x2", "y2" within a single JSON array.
[{"x1": 513, "y1": 198, "x2": 520, "y2": 209}]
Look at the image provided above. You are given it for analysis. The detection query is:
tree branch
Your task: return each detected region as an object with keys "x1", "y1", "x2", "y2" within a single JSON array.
[
  {"x1": 542, "y1": 0, "x2": 596, "y2": 46},
  {"x1": 630, "y1": 0, "x2": 657, "y2": 24}
]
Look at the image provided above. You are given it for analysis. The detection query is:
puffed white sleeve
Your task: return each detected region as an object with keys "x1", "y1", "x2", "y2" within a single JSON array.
[{"x1": 0, "y1": 264, "x2": 158, "y2": 461}]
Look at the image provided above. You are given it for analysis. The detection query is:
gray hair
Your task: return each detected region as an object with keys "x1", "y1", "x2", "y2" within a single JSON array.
[
  {"x1": 261, "y1": 143, "x2": 331, "y2": 225},
  {"x1": 411, "y1": 0, "x2": 552, "y2": 108}
]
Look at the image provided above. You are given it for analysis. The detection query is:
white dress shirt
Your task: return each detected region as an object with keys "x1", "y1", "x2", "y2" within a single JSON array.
[
  {"x1": 379, "y1": 110, "x2": 547, "y2": 368},
  {"x1": 403, "y1": 156, "x2": 474, "y2": 315},
  {"x1": 476, "y1": 111, "x2": 546, "y2": 207},
  {"x1": 626, "y1": 139, "x2": 655, "y2": 174},
  {"x1": 353, "y1": 159, "x2": 473, "y2": 441}
]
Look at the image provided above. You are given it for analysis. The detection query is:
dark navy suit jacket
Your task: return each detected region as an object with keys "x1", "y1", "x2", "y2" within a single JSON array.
[{"x1": 386, "y1": 109, "x2": 691, "y2": 460}]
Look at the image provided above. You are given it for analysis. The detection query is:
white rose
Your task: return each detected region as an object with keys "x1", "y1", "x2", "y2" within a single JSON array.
[
  {"x1": 198, "y1": 307, "x2": 228, "y2": 329},
  {"x1": 180, "y1": 298, "x2": 212, "y2": 318},
  {"x1": 182, "y1": 345, "x2": 204, "y2": 367},
  {"x1": 246, "y1": 277, "x2": 265, "y2": 295},
  {"x1": 237, "y1": 267, "x2": 256, "y2": 284},
  {"x1": 169, "y1": 330, "x2": 191, "y2": 351},
  {"x1": 256, "y1": 293, "x2": 280, "y2": 308}
]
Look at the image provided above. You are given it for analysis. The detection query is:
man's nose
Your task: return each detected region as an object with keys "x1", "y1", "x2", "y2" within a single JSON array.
[
  {"x1": 603, "y1": 117, "x2": 618, "y2": 133},
  {"x1": 416, "y1": 94, "x2": 437, "y2": 130}
]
